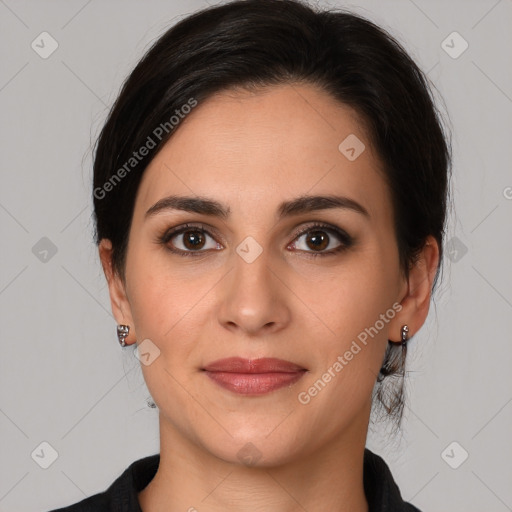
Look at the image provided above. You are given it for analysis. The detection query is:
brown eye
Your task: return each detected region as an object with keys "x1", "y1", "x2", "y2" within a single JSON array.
[
  {"x1": 180, "y1": 230, "x2": 207, "y2": 250},
  {"x1": 305, "y1": 230, "x2": 329, "y2": 251},
  {"x1": 289, "y1": 223, "x2": 353, "y2": 257},
  {"x1": 160, "y1": 224, "x2": 222, "y2": 256}
]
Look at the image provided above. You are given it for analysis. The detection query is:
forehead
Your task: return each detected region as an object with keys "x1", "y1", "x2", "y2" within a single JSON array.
[{"x1": 135, "y1": 83, "x2": 388, "y2": 220}]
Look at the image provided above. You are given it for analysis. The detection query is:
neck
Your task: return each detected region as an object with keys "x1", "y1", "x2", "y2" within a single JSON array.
[{"x1": 138, "y1": 415, "x2": 370, "y2": 512}]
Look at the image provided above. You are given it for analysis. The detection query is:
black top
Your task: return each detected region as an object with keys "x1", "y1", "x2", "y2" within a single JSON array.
[{"x1": 48, "y1": 448, "x2": 421, "y2": 511}]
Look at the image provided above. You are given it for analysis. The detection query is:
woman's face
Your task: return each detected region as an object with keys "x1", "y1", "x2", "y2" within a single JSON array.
[{"x1": 109, "y1": 83, "x2": 411, "y2": 465}]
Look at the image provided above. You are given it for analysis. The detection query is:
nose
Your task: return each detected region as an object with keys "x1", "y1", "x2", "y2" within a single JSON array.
[{"x1": 216, "y1": 246, "x2": 292, "y2": 337}]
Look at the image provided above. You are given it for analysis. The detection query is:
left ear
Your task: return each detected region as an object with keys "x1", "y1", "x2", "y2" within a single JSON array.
[{"x1": 388, "y1": 235, "x2": 440, "y2": 342}]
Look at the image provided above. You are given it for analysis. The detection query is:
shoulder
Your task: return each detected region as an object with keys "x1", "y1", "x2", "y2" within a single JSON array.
[
  {"x1": 46, "y1": 454, "x2": 160, "y2": 512},
  {"x1": 47, "y1": 493, "x2": 109, "y2": 512},
  {"x1": 363, "y1": 448, "x2": 423, "y2": 512}
]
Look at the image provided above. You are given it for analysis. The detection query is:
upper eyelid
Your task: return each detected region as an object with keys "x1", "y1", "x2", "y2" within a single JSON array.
[
  {"x1": 291, "y1": 222, "x2": 349, "y2": 238},
  {"x1": 162, "y1": 223, "x2": 223, "y2": 243}
]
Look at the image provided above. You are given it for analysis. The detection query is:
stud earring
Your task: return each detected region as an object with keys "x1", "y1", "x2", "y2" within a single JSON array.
[{"x1": 117, "y1": 325, "x2": 130, "y2": 347}]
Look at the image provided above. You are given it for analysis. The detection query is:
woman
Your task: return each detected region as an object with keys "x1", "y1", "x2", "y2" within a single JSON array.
[{"x1": 50, "y1": 0, "x2": 451, "y2": 510}]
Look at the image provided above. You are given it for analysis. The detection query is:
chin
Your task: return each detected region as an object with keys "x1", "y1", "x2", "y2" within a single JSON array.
[
  {"x1": 199, "y1": 427, "x2": 305, "y2": 469},
  {"x1": 215, "y1": 442, "x2": 296, "y2": 468}
]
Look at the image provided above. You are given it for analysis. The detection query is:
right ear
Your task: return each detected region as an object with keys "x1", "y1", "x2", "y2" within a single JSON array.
[{"x1": 98, "y1": 239, "x2": 138, "y2": 345}]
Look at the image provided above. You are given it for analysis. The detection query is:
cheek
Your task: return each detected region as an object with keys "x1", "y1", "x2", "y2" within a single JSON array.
[
  {"x1": 299, "y1": 248, "x2": 399, "y2": 339},
  {"x1": 126, "y1": 226, "x2": 399, "y2": 350},
  {"x1": 296, "y1": 246, "x2": 400, "y2": 406},
  {"x1": 124, "y1": 248, "x2": 215, "y2": 422},
  {"x1": 125, "y1": 244, "x2": 218, "y2": 355}
]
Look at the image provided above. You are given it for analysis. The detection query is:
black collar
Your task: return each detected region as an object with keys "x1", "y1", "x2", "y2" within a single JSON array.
[{"x1": 50, "y1": 448, "x2": 421, "y2": 511}]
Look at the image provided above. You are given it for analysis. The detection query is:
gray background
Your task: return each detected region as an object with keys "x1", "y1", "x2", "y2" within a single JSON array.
[{"x1": 1, "y1": 0, "x2": 511, "y2": 510}]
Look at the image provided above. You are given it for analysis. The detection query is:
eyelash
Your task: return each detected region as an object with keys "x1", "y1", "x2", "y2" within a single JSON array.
[{"x1": 157, "y1": 222, "x2": 354, "y2": 258}]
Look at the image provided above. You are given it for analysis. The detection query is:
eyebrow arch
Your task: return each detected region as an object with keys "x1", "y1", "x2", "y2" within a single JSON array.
[{"x1": 145, "y1": 194, "x2": 370, "y2": 220}]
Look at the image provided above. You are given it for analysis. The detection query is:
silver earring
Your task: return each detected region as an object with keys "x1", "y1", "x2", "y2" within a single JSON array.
[
  {"x1": 400, "y1": 325, "x2": 409, "y2": 347},
  {"x1": 117, "y1": 325, "x2": 130, "y2": 347}
]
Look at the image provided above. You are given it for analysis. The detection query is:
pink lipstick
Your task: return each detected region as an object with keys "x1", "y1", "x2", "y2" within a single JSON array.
[{"x1": 202, "y1": 357, "x2": 307, "y2": 395}]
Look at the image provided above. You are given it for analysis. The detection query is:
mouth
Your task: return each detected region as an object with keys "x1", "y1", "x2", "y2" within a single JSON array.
[{"x1": 202, "y1": 357, "x2": 307, "y2": 395}]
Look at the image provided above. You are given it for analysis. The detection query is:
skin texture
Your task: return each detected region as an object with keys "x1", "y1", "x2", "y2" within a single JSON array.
[{"x1": 99, "y1": 83, "x2": 439, "y2": 512}]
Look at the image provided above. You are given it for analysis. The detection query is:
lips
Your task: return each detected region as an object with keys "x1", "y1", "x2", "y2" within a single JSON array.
[{"x1": 202, "y1": 357, "x2": 307, "y2": 395}]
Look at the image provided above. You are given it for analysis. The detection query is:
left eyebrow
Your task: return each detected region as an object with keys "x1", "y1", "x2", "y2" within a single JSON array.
[
  {"x1": 145, "y1": 194, "x2": 370, "y2": 220},
  {"x1": 277, "y1": 194, "x2": 370, "y2": 219}
]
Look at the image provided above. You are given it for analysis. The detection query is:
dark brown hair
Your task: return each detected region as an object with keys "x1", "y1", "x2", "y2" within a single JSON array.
[{"x1": 92, "y1": 0, "x2": 452, "y2": 430}]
